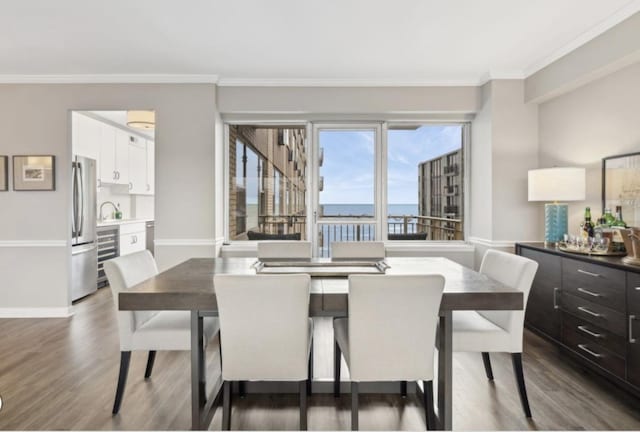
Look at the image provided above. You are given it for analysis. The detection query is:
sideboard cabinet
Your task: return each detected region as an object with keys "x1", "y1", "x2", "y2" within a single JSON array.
[{"x1": 516, "y1": 242, "x2": 640, "y2": 397}]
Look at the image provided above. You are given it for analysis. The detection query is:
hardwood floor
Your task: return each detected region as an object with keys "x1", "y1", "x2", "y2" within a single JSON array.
[{"x1": 0, "y1": 287, "x2": 639, "y2": 430}]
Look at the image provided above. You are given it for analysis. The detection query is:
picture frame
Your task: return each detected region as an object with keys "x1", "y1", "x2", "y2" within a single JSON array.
[
  {"x1": 13, "y1": 155, "x2": 56, "y2": 191},
  {"x1": 0, "y1": 156, "x2": 7, "y2": 191},
  {"x1": 602, "y1": 151, "x2": 640, "y2": 227}
]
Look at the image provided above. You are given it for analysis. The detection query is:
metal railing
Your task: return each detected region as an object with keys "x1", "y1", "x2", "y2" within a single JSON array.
[{"x1": 237, "y1": 213, "x2": 463, "y2": 246}]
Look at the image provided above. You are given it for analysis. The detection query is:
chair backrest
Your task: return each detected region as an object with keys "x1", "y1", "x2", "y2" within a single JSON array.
[
  {"x1": 348, "y1": 274, "x2": 445, "y2": 382},
  {"x1": 331, "y1": 241, "x2": 385, "y2": 260},
  {"x1": 477, "y1": 249, "x2": 539, "y2": 352},
  {"x1": 214, "y1": 274, "x2": 311, "y2": 381},
  {"x1": 103, "y1": 250, "x2": 159, "y2": 350},
  {"x1": 257, "y1": 241, "x2": 312, "y2": 260}
]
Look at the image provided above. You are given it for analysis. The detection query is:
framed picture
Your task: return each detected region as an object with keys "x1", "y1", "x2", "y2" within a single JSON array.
[
  {"x1": 13, "y1": 155, "x2": 56, "y2": 191},
  {"x1": 0, "y1": 156, "x2": 7, "y2": 191}
]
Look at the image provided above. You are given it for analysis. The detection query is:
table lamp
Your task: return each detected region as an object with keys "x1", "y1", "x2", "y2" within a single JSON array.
[{"x1": 528, "y1": 167, "x2": 586, "y2": 246}]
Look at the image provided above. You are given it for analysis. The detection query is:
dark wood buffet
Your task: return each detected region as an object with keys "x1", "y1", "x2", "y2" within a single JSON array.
[{"x1": 516, "y1": 242, "x2": 640, "y2": 396}]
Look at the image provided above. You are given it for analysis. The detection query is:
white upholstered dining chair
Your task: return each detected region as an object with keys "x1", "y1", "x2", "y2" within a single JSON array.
[
  {"x1": 331, "y1": 241, "x2": 385, "y2": 260},
  {"x1": 257, "y1": 240, "x2": 312, "y2": 260},
  {"x1": 104, "y1": 250, "x2": 220, "y2": 415},
  {"x1": 213, "y1": 274, "x2": 313, "y2": 430},
  {"x1": 333, "y1": 274, "x2": 445, "y2": 430},
  {"x1": 451, "y1": 249, "x2": 538, "y2": 418}
]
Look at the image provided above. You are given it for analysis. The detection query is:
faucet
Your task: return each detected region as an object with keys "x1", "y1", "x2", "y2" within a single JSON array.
[{"x1": 99, "y1": 201, "x2": 118, "y2": 221}]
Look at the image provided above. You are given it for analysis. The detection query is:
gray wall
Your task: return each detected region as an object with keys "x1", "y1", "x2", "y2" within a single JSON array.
[
  {"x1": 526, "y1": 12, "x2": 640, "y2": 103},
  {"x1": 218, "y1": 85, "x2": 481, "y2": 114},
  {"x1": 0, "y1": 84, "x2": 217, "y2": 314},
  {"x1": 538, "y1": 61, "x2": 640, "y2": 232}
]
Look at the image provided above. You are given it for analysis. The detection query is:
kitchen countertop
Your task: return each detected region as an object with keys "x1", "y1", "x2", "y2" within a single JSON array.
[{"x1": 97, "y1": 218, "x2": 154, "y2": 228}]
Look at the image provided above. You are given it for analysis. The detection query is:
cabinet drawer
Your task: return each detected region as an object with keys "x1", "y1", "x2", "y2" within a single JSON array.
[
  {"x1": 562, "y1": 312, "x2": 626, "y2": 357},
  {"x1": 119, "y1": 222, "x2": 146, "y2": 235},
  {"x1": 559, "y1": 292, "x2": 626, "y2": 336},
  {"x1": 119, "y1": 231, "x2": 146, "y2": 256},
  {"x1": 628, "y1": 272, "x2": 640, "y2": 315},
  {"x1": 562, "y1": 258, "x2": 625, "y2": 311},
  {"x1": 562, "y1": 323, "x2": 625, "y2": 379}
]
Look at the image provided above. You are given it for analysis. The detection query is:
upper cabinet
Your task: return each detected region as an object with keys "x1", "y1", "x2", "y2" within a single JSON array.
[{"x1": 74, "y1": 112, "x2": 154, "y2": 194}]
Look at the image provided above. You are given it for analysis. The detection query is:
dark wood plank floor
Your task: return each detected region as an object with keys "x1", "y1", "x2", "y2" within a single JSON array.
[{"x1": 0, "y1": 287, "x2": 639, "y2": 430}]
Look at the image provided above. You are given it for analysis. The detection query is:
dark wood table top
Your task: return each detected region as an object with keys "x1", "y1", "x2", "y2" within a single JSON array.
[{"x1": 118, "y1": 257, "x2": 523, "y2": 313}]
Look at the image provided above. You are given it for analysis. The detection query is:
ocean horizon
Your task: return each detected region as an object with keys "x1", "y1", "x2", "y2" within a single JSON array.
[{"x1": 321, "y1": 203, "x2": 419, "y2": 217}]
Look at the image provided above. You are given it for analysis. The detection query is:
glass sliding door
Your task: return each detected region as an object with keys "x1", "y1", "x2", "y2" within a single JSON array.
[{"x1": 312, "y1": 124, "x2": 382, "y2": 257}]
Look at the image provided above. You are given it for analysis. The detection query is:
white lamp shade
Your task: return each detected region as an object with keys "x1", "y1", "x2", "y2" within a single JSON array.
[
  {"x1": 528, "y1": 167, "x2": 586, "y2": 202},
  {"x1": 126, "y1": 110, "x2": 155, "y2": 130}
]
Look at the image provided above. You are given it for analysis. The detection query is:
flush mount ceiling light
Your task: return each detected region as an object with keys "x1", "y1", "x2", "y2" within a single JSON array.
[{"x1": 126, "y1": 110, "x2": 155, "y2": 130}]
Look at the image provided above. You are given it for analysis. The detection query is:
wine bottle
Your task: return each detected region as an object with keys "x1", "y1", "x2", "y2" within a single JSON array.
[
  {"x1": 612, "y1": 205, "x2": 626, "y2": 228},
  {"x1": 582, "y1": 207, "x2": 595, "y2": 238},
  {"x1": 604, "y1": 208, "x2": 615, "y2": 227}
]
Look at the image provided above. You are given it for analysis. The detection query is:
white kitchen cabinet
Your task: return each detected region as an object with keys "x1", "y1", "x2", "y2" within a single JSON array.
[
  {"x1": 118, "y1": 222, "x2": 146, "y2": 256},
  {"x1": 146, "y1": 140, "x2": 155, "y2": 195},
  {"x1": 99, "y1": 127, "x2": 132, "y2": 185},
  {"x1": 74, "y1": 113, "x2": 101, "y2": 161},
  {"x1": 128, "y1": 138, "x2": 147, "y2": 194}
]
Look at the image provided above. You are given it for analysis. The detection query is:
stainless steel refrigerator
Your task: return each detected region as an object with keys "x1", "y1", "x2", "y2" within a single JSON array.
[{"x1": 71, "y1": 156, "x2": 98, "y2": 301}]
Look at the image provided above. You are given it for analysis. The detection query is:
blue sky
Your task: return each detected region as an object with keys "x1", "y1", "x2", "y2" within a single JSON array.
[{"x1": 320, "y1": 125, "x2": 462, "y2": 204}]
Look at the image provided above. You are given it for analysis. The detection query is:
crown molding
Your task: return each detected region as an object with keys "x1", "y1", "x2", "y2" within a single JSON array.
[
  {"x1": 0, "y1": 74, "x2": 219, "y2": 84},
  {"x1": 524, "y1": 0, "x2": 640, "y2": 76},
  {"x1": 217, "y1": 77, "x2": 482, "y2": 87}
]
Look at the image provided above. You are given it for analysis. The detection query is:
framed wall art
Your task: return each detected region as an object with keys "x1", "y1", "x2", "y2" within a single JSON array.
[
  {"x1": 602, "y1": 151, "x2": 640, "y2": 227},
  {"x1": 0, "y1": 156, "x2": 7, "y2": 191},
  {"x1": 13, "y1": 155, "x2": 56, "y2": 191}
]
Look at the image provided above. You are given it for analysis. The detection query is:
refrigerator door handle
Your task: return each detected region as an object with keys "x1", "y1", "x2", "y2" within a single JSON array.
[
  {"x1": 72, "y1": 162, "x2": 78, "y2": 238},
  {"x1": 78, "y1": 162, "x2": 85, "y2": 238}
]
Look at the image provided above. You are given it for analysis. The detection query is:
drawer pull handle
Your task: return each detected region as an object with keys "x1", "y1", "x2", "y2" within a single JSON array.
[
  {"x1": 577, "y1": 325, "x2": 603, "y2": 338},
  {"x1": 636, "y1": 287, "x2": 640, "y2": 291},
  {"x1": 553, "y1": 287, "x2": 559, "y2": 310},
  {"x1": 578, "y1": 344, "x2": 603, "y2": 358},
  {"x1": 631, "y1": 315, "x2": 637, "y2": 344},
  {"x1": 577, "y1": 269, "x2": 601, "y2": 278},
  {"x1": 577, "y1": 287, "x2": 602, "y2": 297},
  {"x1": 578, "y1": 306, "x2": 602, "y2": 318}
]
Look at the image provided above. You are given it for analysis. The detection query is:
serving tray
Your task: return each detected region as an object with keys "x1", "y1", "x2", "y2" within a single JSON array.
[
  {"x1": 253, "y1": 259, "x2": 389, "y2": 277},
  {"x1": 558, "y1": 245, "x2": 626, "y2": 257}
]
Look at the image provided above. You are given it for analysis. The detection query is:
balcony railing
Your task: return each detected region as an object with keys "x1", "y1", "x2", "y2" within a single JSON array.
[{"x1": 237, "y1": 213, "x2": 463, "y2": 250}]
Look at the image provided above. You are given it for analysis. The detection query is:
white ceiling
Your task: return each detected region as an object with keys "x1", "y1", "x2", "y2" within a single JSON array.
[{"x1": 2, "y1": 0, "x2": 639, "y2": 85}]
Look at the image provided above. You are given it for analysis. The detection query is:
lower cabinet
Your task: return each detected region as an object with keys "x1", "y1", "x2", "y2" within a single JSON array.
[
  {"x1": 517, "y1": 243, "x2": 640, "y2": 397},
  {"x1": 119, "y1": 222, "x2": 146, "y2": 256},
  {"x1": 518, "y1": 246, "x2": 562, "y2": 340}
]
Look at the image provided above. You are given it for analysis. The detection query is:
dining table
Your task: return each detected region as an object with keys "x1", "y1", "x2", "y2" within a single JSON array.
[{"x1": 118, "y1": 256, "x2": 523, "y2": 431}]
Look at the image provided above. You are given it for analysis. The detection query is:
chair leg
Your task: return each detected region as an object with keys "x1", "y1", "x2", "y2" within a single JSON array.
[
  {"x1": 423, "y1": 380, "x2": 435, "y2": 430},
  {"x1": 401, "y1": 381, "x2": 407, "y2": 397},
  {"x1": 351, "y1": 382, "x2": 359, "y2": 431},
  {"x1": 112, "y1": 351, "x2": 131, "y2": 414},
  {"x1": 144, "y1": 350, "x2": 156, "y2": 379},
  {"x1": 307, "y1": 339, "x2": 314, "y2": 396},
  {"x1": 482, "y1": 352, "x2": 494, "y2": 381},
  {"x1": 511, "y1": 353, "x2": 532, "y2": 418},
  {"x1": 299, "y1": 380, "x2": 308, "y2": 430},
  {"x1": 222, "y1": 380, "x2": 232, "y2": 430},
  {"x1": 334, "y1": 339, "x2": 341, "y2": 397}
]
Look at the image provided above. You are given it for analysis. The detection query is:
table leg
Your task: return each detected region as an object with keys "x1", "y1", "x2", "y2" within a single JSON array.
[
  {"x1": 438, "y1": 311, "x2": 453, "y2": 431},
  {"x1": 191, "y1": 310, "x2": 205, "y2": 430}
]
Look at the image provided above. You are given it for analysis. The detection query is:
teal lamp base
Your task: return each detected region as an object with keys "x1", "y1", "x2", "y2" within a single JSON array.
[{"x1": 544, "y1": 203, "x2": 568, "y2": 246}]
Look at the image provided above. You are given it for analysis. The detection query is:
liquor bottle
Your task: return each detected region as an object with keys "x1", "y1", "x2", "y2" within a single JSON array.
[
  {"x1": 612, "y1": 205, "x2": 627, "y2": 228},
  {"x1": 582, "y1": 207, "x2": 595, "y2": 238},
  {"x1": 603, "y1": 208, "x2": 615, "y2": 227}
]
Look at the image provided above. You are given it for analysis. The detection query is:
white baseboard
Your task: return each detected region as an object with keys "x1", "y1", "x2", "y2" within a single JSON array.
[
  {"x1": 0, "y1": 307, "x2": 73, "y2": 318},
  {"x1": 0, "y1": 240, "x2": 67, "y2": 247}
]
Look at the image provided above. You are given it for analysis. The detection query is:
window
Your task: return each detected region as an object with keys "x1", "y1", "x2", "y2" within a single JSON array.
[
  {"x1": 386, "y1": 124, "x2": 464, "y2": 240},
  {"x1": 228, "y1": 125, "x2": 307, "y2": 240}
]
